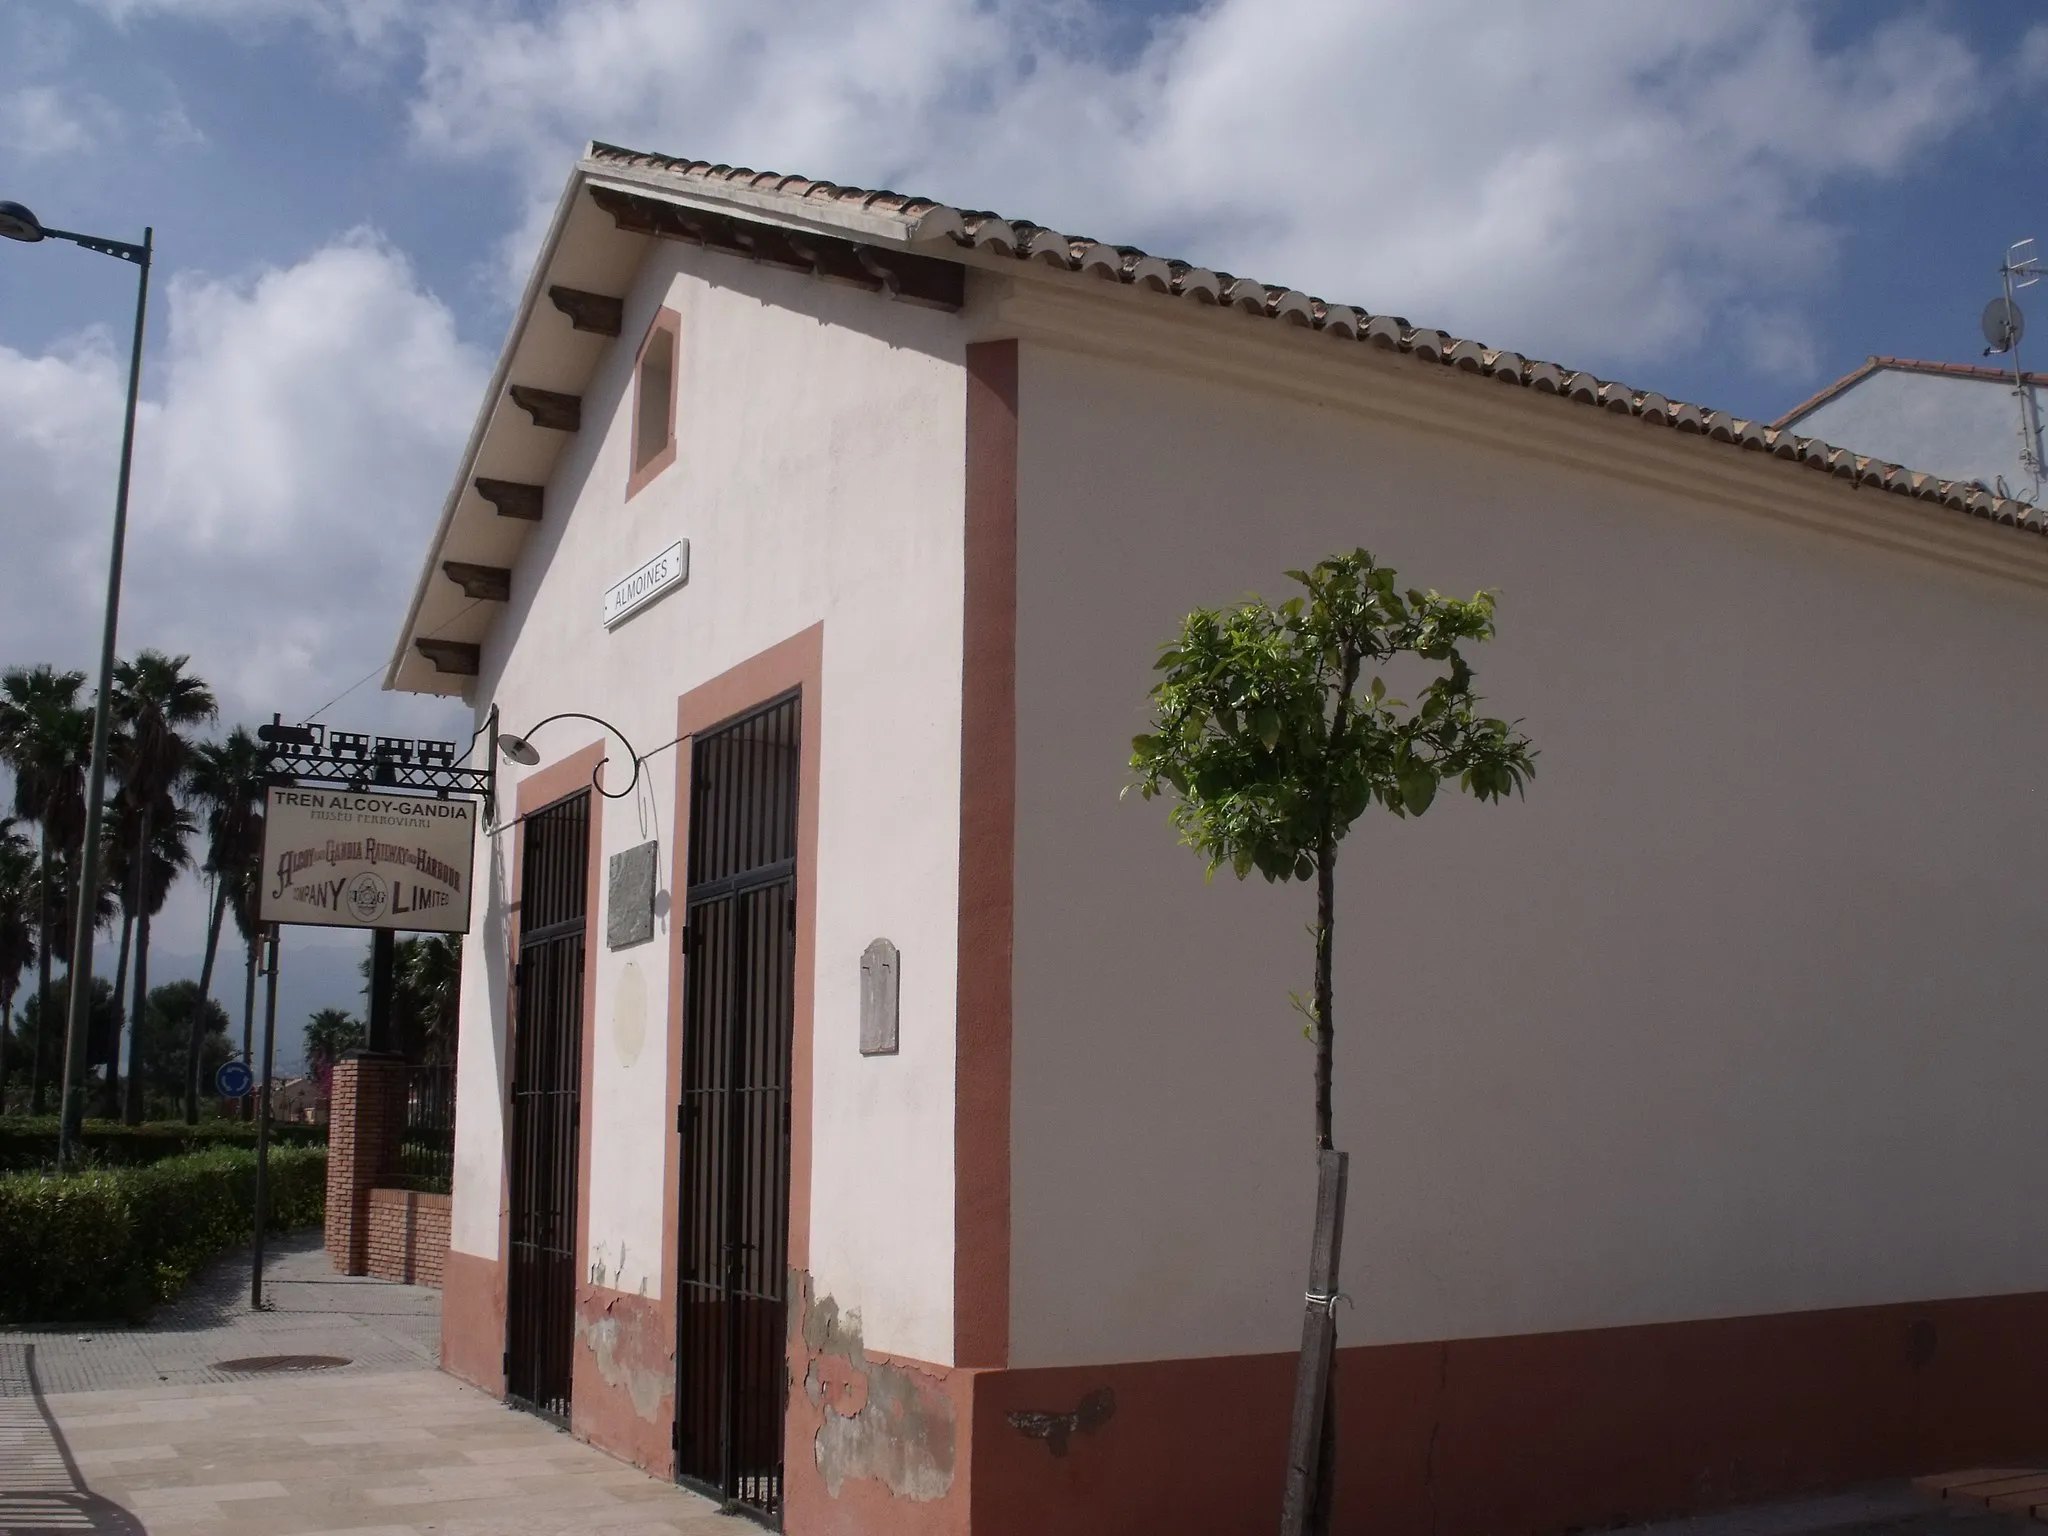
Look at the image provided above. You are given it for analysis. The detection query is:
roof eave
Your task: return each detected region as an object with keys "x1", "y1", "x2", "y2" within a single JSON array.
[
  {"x1": 576, "y1": 152, "x2": 931, "y2": 249},
  {"x1": 382, "y1": 159, "x2": 595, "y2": 696}
]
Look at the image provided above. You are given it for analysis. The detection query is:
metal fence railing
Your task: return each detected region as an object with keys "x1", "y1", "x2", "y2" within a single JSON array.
[{"x1": 398, "y1": 1062, "x2": 455, "y2": 1195}]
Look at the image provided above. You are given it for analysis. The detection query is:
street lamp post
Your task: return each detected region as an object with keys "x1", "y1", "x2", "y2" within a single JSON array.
[{"x1": 0, "y1": 201, "x2": 153, "y2": 1168}]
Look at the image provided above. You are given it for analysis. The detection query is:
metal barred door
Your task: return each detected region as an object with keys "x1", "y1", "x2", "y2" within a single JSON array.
[
  {"x1": 676, "y1": 695, "x2": 800, "y2": 1523},
  {"x1": 507, "y1": 790, "x2": 590, "y2": 1424}
]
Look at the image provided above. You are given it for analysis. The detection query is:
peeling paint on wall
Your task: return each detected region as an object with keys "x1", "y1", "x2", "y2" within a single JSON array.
[
  {"x1": 1006, "y1": 1387, "x2": 1115, "y2": 1456},
  {"x1": 575, "y1": 1290, "x2": 671, "y2": 1424},
  {"x1": 797, "y1": 1274, "x2": 956, "y2": 1501}
]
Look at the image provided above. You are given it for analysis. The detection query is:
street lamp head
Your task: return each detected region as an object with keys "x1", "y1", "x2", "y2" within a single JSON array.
[
  {"x1": 0, "y1": 201, "x2": 46, "y2": 242},
  {"x1": 497, "y1": 732, "x2": 541, "y2": 766}
]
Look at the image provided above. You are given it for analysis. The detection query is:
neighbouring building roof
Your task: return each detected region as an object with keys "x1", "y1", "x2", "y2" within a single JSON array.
[
  {"x1": 583, "y1": 142, "x2": 2048, "y2": 536},
  {"x1": 1774, "y1": 355, "x2": 2048, "y2": 431}
]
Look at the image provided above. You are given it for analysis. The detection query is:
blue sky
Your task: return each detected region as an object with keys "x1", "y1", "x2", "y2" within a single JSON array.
[
  {"x1": 10, "y1": 2, "x2": 2045, "y2": 414},
  {"x1": 2, "y1": 0, "x2": 2046, "y2": 1051}
]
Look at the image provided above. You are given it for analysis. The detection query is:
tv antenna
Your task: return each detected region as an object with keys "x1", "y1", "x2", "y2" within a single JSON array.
[{"x1": 1983, "y1": 238, "x2": 2045, "y2": 498}]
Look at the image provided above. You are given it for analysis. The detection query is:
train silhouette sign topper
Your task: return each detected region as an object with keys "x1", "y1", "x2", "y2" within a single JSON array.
[{"x1": 254, "y1": 718, "x2": 487, "y2": 935}]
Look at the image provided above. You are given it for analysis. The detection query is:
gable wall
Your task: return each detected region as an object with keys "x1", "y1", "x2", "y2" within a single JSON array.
[
  {"x1": 1790, "y1": 367, "x2": 2046, "y2": 497},
  {"x1": 445, "y1": 233, "x2": 974, "y2": 1371},
  {"x1": 1008, "y1": 337, "x2": 2048, "y2": 1369}
]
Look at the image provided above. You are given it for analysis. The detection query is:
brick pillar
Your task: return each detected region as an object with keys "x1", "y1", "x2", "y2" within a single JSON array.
[{"x1": 325, "y1": 1054, "x2": 407, "y2": 1276}]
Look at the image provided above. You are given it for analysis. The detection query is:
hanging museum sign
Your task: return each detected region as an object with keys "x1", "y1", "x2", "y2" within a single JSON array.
[{"x1": 259, "y1": 786, "x2": 477, "y2": 933}]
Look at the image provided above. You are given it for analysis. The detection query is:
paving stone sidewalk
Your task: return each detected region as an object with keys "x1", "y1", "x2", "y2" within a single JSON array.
[
  {"x1": 3, "y1": 1233, "x2": 439, "y2": 1395},
  {"x1": 0, "y1": 1234, "x2": 726, "y2": 1533}
]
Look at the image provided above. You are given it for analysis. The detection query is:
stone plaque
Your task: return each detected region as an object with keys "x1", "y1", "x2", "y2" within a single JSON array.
[
  {"x1": 860, "y1": 938, "x2": 900, "y2": 1056},
  {"x1": 607, "y1": 841, "x2": 658, "y2": 949}
]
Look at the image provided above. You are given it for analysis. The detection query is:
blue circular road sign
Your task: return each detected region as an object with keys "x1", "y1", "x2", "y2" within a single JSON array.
[{"x1": 215, "y1": 1058, "x2": 255, "y2": 1099}]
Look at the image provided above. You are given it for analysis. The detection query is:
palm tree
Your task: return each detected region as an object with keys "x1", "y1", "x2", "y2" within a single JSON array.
[
  {"x1": 0, "y1": 666, "x2": 91, "y2": 1116},
  {"x1": 184, "y1": 727, "x2": 265, "y2": 1124},
  {"x1": 355, "y1": 934, "x2": 464, "y2": 1064},
  {"x1": 101, "y1": 805, "x2": 140, "y2": 1118},
  {"x1": 400, "y1": 935, "x2": 463, "y2": 1065},
  {"x1": 227, "y1": 817, "x2": 264, "y2": 1123},
  {"x1": 110, "y1": 653, "x2": 216, "y2": 1124},
  {"x1": 41, "y1": 845, "x2": 120, "y2": 1043},
  {"x1": 104, "y1": 797, "x2": 194, "y2": 1121},
  {"x1": 304, "y1": 1005, "x2": 365, "y2": 1089},
  {"x1": 0, "y1": 819, "x2": 38, "y2": 1109}
]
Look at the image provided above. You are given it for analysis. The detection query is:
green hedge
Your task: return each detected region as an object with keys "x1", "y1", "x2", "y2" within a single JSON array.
[
  {"x1": 0, "y1": 1145, "x2": 327, "y2": 1324},
  {"x1": 0, "y1": 1118, "x2": 325, "y2": 1174}
]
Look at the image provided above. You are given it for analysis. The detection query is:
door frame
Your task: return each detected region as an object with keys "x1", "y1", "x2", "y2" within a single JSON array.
[
  {"x1": 674, "y1": 690, "x2": 802, "y2": 1517},
  {"x1": 664, "y1": 626, "x2": 823, "y2": 1515},
  {"x1": 498, "y1": 742, "x2": 606, "y2": 1409}
]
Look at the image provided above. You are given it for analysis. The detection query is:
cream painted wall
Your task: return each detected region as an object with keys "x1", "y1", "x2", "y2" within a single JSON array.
[
  {"x1": 446, "y1": 239, "x2": 971, "y2": 1363},
  {"x1": 1009, "y1": 341, "x2": 2048, "y2": 1369}
]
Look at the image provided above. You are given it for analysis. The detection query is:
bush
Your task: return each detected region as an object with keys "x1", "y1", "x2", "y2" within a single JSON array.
[
  {"x1": 0, "y1": 1117, "x2": 324, "y2": 1174},
  {"x1": 0, "y1": 1145, "x2": 327, "y2": 1324}
]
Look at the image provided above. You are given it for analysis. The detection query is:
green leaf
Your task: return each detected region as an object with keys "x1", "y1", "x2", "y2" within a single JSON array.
[
  {"x1": 1400, "y1": 770, "x2": 1437, "y2": 815},
  {"x1": 1253, "y1": 708, "x2": 1281, "y2": 749}
]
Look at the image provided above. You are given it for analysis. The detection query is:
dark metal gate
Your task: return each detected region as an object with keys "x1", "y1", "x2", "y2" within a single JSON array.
[
  {"x1": 676, "y1": 694, "x2": 800, "y2": 1522},
  {"x1": 507, "y1": 790, "x2": 589, "y2": 1424}
]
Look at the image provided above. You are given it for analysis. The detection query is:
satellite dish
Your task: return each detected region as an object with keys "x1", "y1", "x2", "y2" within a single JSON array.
[{"x1": 1984, "y1": 296, "x2": 2026, "y2": 352}]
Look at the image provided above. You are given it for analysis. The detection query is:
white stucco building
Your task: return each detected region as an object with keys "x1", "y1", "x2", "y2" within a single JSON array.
[
  {"x1": 388, "y1": 143, "x2": 2048, "y2": 1536},
  {"x1": 1777, "y1": 354, "x2": 2048, "y2": 502}
]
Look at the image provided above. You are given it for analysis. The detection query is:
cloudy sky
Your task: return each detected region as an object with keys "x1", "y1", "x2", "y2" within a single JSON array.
[{"x1": 2, "y1": 0, "x2": 2046, "y2": 1055}]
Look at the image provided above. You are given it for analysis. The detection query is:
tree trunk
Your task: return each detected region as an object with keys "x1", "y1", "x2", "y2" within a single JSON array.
[
  {"x1": 240, "y1": 934, "x2": 258, "y2": 1123},
  {"x1": 0, "y1": 978, "x2": 16, "y2": 1107},
  {"x1": 122, "y1": 800, "x2": 152, "y2": 1126},
  {"x1": 29, "y1": 835, "x2": 51, "y2": 1117},
  {"x1": 1305, "y1": 837, "x2": 1340, "y2": 1536},
  {"x1": 1284, "y1": 646, "x2": 1358, "y2": 1536},
  {"x1": 186, "y1": 876, "x2": 228, "y2": 1124},
  {"x1": 104, "y1": 908, "x2": 134, "y2": 1119},
  {"x1": 124, "y1": 916, "x2": 150, "y2": 1122},
  {"x1": 1313, "y1": 837, "x2": 1335, "y2": 1151}
]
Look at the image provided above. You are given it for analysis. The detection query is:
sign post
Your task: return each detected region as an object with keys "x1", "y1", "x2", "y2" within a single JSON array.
[
  {"x1": 249, "y1": 718, "x2": 490, "y2": 1311},
  {"x1": 250, "y1": 925, "x2": 281, "y2": 1311}
]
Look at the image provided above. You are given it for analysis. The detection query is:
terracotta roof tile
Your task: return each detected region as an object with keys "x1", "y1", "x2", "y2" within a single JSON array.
[{"x1": 583, "y1": 141, "x2": 2047, "y2": 541}]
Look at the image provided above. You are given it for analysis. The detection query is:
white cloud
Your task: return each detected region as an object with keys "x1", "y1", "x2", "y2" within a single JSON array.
[
  {"x1": 383, "y1": 0, "x2": 1990, "y2": 375},
  {"x1": 0, "y1": 83, "x2": 117, "y2": 159},
  {"x1": 78, "y1": 0, "x2": 415, "y2": 49},
  {"x1": 36, "y1": 1, "x2": 2014, "y2": 379},
  {"x1": 0, "y1": 233, "x2": 484, "y2": 738}
]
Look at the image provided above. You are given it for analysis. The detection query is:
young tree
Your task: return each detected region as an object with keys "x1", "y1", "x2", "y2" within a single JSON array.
[{"x1": 1129, "y1": 550, "x2": 1535, "y2": 1536}]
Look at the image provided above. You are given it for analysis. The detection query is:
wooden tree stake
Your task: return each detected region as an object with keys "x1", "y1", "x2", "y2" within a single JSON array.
[{"x1": 1281, "y1": 1148, "x2": 1349, "y2": 1536}]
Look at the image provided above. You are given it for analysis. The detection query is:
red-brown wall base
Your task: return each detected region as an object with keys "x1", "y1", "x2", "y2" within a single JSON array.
[
  {"x1": 440, "y1": 1248, "x2": 507, "y2": 1397},
  {"x1": 968, "y1": 1288, "x2": 2048, "y2": 1536},
  {"x1": 435, "y1": 1261, "x2": 2048, "y2": 1536},
  {"x1": 784, "y1": 1272, "x2": 977, "y2": 1536},
  {"x1": 571, "y1": 1284, "x2": 675, "y2": 1477}
]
